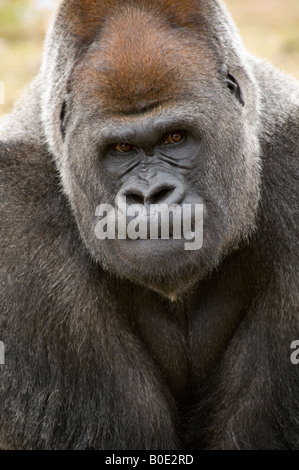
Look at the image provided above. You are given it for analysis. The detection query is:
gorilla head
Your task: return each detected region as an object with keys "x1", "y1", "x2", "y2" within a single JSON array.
[{"x1": 41, "y1": 0, "x2": 261, "y2": 297}]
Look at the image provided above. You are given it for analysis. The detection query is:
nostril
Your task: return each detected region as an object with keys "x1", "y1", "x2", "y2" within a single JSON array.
[
  {"x1": 118, "y1": 178, "x2": 185, "y2": 208},
  {"x1": 126, "y1": 192, "x2": 145, "y2": 205},
  {"x1": 148, "y1": 187, "x2": 174, "y2": 205}
]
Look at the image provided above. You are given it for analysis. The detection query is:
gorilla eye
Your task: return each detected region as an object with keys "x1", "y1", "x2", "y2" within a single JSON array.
[
  {"x1": 114, "y1": 143, "x2": 135, "y2": 153},
  {"x1": 164, "y1": 132, "x2": 184, "y2": 145}
]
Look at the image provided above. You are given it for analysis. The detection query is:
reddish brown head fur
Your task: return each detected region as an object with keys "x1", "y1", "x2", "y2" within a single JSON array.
[
  {"x1": 60, "y1": 0, "x2": 206, "y2": 40},
  {"x1": 69, "y1": 2, "x2": 214, "y2": 114}
]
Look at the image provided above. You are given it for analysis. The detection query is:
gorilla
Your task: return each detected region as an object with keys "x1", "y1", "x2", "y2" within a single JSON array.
[{"x1": 0, "y1": 0, "x2": 298, "y2": 450}]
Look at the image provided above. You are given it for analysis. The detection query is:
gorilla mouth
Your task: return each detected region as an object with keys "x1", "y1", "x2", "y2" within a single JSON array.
[{"x1": 95, "y1": 200, "x2": 204, "y2": 251}]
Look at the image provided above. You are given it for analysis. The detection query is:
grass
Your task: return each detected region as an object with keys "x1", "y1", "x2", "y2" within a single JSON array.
[
  {"x1": 0, "y1": 0, "x2": 52, "y2": 115},
  {"x1": 227, "y1": 0, "x2": 299, "y2": 78},
  {"x1": 0, "y1": 0, "x2": 298, "y2": 116}
]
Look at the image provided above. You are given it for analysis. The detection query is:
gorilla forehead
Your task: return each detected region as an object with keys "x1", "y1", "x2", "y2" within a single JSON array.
[
  {"x1": 61, "y1": 0, "x2": 206, "y2": 41},
  {"x1": 71, "y1": 5, "x2": 216, "y2": 114}
]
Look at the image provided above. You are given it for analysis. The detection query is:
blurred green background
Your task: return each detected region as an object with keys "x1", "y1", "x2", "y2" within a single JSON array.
[{"x1": 0, "y1": 0, "x2": 299, "y2": 117}]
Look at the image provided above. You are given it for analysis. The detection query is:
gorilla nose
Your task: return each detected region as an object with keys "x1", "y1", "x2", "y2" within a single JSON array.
[
  {"x1": 130, "y1": 184, "x2": 175, "y2": 205},
  {"x1": 120, "y1": 177, "x2": 185, "y2": 207}
]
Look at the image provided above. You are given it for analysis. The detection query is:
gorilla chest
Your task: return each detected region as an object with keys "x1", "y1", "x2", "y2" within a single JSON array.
[
  {"x1": 132, "y1": 286, "x2": 241, "y2": 404},
  {"x1": 134, "y1": 295, "x2": 191, "y2": 402}
]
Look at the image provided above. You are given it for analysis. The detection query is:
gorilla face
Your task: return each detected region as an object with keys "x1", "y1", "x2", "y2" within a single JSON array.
[{"x1": 57, "y1": 7, "x2": 261, "y2": 297}]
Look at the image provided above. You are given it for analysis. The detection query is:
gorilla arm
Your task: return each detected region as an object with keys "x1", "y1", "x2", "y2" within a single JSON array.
[
  {"x1": 0, "y1": 141, "x2": 179, "y2": 450},
  {"x1": 186, "y1": 60, "x2": 299, "y2": 450}
]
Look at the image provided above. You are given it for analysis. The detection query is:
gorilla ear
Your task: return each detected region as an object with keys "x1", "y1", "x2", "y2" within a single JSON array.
[
  {"x1": 60, "y1": 101, "x2": 67, "y2": 141},
  {"x1": 219, "y1": 64, "x2": 245, "y2": 107},
  {"x1": 225, "y1": 73, "x2": 245, "y2": 107},
  {"x1": 60, "y1": 98, "x2": 71, "y2": 141}
]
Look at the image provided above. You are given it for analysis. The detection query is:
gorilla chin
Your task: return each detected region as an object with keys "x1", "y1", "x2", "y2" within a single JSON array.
[{"x1": 96, "y1": 226, "x2": 224, "y2": 298}]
